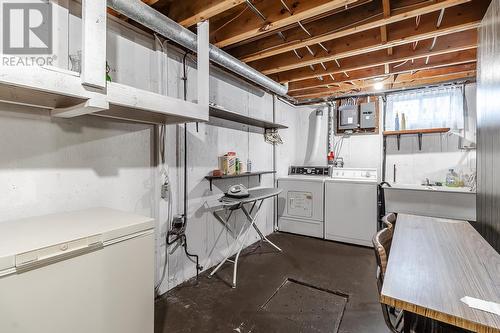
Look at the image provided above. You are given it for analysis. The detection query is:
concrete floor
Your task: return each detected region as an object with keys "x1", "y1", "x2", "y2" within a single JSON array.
[{"x1": 155, "y1": 232, "x2": 387, "y2": 333}]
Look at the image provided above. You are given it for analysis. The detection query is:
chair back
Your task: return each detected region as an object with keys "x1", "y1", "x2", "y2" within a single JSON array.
[
  {"x1": 372, "y1": 227, "x2": 393, "y2": 287},
  {"x1": 382, "y1": 213, "x2": 397, "y2": 229},
  {"x1": 373, "y1": 227, "x2": 401, "y2": 333}
]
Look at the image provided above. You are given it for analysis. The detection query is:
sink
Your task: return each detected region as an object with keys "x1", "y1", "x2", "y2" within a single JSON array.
[{"x1": 383, "y1": 184, "x2": 476, "y2": 221}]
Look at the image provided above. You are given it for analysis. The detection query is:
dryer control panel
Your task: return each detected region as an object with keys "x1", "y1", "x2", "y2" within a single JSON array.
[
  {"x1": 289, "y1": 166, "x2": 330, "y2": 176},
  {"x1": 331, "y1": 168, "x2": 377, "y2": 181}
]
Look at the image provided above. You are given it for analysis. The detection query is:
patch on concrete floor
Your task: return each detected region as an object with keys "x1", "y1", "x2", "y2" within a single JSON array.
[{"x1": 252, "y1": 278, "x2": 349, "y2": 332}]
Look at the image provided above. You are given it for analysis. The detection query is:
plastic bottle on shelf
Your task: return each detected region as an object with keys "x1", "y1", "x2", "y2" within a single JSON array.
[
  {"x1": 446, "y1": 169, "x2": 459, "y2": 187},
  {"x1": 395, "y1": 113, "x2": 400, "y2": 131},
  {"x1": 401, "y1": 113, "x2": 407, "y2": 130}
]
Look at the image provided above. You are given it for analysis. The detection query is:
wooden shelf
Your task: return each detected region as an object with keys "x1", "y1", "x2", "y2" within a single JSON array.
[
  {"x1": 383, "y1": 128, "x2": 450, "y2": 136},
  {"x1": 205, "y1": 171, "x2": 276, "y2": 191},
  {"x1": 209, "y1": 104, "x2": 287, "y2": 130},
  {"x1": 383, "y1": 128, "x2": 450, "y2": 150}
]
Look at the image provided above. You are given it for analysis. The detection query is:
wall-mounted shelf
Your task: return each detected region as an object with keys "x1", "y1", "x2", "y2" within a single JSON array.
[
  {"x1": 205, "y1": 171, "x2": 276, "y2": 191},
  {"x1": 209, "y1": 104, "x2": 287, "y2": 130},
  {"x1": 0, "y1": 66, "x2": 209, "y2": 124},
  {"x1": 383, "y1": 128, "x2": 450, "y2": 150}
]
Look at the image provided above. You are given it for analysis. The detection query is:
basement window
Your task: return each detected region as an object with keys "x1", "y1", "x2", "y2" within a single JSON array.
[{"x1": 385, "y1": 86, "x2": 464, "y2": 131}]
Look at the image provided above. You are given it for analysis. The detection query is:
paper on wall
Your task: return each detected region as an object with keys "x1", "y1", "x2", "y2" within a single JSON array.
[{"x1": 460, "y1": 296, "x2": 500, "y2": 316}]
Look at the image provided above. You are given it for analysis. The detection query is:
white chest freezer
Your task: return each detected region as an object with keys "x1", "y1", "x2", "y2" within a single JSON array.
[{"x1": 0, "y1": 207, "x2": 155, "y2": 333}]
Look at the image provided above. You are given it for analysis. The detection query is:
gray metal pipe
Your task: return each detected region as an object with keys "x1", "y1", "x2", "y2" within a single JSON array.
[{"x1": 107, "y1": 0, "x2": 288, "y2": 96}]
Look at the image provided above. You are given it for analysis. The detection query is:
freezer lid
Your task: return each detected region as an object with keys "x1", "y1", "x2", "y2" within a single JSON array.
[{"x1": 0, "y1": 208, "x2": 154, "y2": 272}]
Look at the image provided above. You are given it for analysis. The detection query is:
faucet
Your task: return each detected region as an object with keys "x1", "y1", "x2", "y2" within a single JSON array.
[{"x1": 423, "y1": 178, "x2": 431, "y2": 186}]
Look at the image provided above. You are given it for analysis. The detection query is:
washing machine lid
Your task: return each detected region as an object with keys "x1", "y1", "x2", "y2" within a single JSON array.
[{"x1": 0, "y1": 208, "x2": 154, "y2": 273}]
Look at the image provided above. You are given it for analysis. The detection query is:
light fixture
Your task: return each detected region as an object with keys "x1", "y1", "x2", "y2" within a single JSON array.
[{"x1": 374, "y1": 82, "x2": 384, "y2": 90}]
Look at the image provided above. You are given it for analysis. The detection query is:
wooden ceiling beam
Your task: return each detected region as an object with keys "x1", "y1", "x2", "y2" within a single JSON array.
[
  {"x1": 288, "y1": 54, "x2": 477, "y2": 92},
  {"x1": 381, "y1": 0, "x2": 392, "y2": 56},
  {"x1": 394, "y1": 63, "x2": 476, "y2": 83},
  {"x1": 254, "y1": 2, "x2": 484, "y2": 75},
  {"x1": 232, "y1": 0, "x2": 472, "y2": 62},
  {"x1": 293, "y1": 70, "x2": 475, "y2": 99},
  {"x1": 211, "y1": 0, "x2": 360, "y2": 48},
  {"x1": 270, "y1": 29, "x2": 477, "y2": 83},
  {"x1": 167, "y1": 0, "x2": 246, "y2": 27},
  {"x1": 289, "y1": 62, "x2": 476, "y2": 96},
  {"x1": 391, "y1": 70, "x2": 475, "y2": 88}
]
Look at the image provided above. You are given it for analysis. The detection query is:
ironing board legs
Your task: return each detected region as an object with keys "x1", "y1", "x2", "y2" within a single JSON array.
[
  {"x1": 209, "y1": 199, "x2": 281, "y2": 288},
  {"x1": 241, "y1": 205, "x2": 282, "y2": 252}
]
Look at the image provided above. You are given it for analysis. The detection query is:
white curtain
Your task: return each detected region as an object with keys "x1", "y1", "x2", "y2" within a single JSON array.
[{"x1": 385, "y1": 86, "x2": 464, "y2": 131}]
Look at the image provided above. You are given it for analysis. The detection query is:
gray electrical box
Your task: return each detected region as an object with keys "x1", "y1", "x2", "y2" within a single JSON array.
[
  {"x1": 360, "y1": 102, "x2": 376, "y2": 129},
  {"x1": 338, "y1": 104, "x2": 359, "y2": 130}
]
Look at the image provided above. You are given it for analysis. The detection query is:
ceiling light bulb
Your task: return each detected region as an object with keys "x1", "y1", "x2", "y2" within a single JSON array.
[{"x1": 374, "y1": 82, "x2": 384, "y2": 90}]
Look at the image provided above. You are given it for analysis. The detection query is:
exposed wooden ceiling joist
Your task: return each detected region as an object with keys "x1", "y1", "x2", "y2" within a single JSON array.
[
  {"x1": 231, "y1": 0, "x2": 471, "y2": 62},
  {"x1": 252, "y1": 2, "x2": 484, "y2": 75},
  {"x1": 292, "y1": 69, "x2": 475, "y2": 99},
  {"x1": 380, "y1": 0, "x2": 393, "y2": 56},
  {"x1": 391, "y1": 70, "x2": 475, "y2": 88},
  {"x1": 288, "y1": 52, "x2": 476, "y2": 92},
  {"x1": 270, "y1": 29, "x2": 478, "y2": 83},
  {"x1": 166, "y1": 0, "x2": 246, "y2": 27},
  {"x1": 289, "y1": 62, "x2": 476, "y2": 97},
  {"x1": 211, "y1": 0, "x2": 360, "y2": 48},
  {"x1": 394, "y1": 63, "x2": 476, "y2": 82}
]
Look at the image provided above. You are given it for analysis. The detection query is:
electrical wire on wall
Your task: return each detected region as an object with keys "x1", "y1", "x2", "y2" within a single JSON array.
[
  {"x1": 164, "y1": 52, "x2": 202, "y2": 283},
  {"x1": 155, "y1": 124, "x2": 172, "y2": 296}
]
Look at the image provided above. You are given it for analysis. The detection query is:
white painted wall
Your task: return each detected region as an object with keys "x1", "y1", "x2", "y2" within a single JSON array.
[
  {"x1": 161, "y1": 50, "x2": 288, "y2": 289},
  {"x1": 385, "y1": 84, "x2": 476, "y2": 184},
  {"x1": 332, "y1": 86, "x2": 476, "y2": 184},
  {"x1": 0, "y1": 104, "x2": 155, "y2": 222},
  {"x1": 276, "y1": 104, "x2": 328, "y2": 174},
  {"x1": 333, "y1": 98, "x2": 383, "y2": 178},
  {"x1": 0, "y1": 2, "x2": 297, "y2": 295},
  {"x1": 0, "y1": 0, "x2": 476, "y2": 298}
]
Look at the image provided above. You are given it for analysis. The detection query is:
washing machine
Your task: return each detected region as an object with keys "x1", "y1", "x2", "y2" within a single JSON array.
[
  {"x1": 277, "y1": 166, "x2": 330, "y2": 238},
  {"x1": 325, "y1": 168, "x2": 378, "y2": 247}
]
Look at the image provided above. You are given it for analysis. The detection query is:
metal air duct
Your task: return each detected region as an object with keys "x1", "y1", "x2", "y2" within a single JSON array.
[{"x1": 107, "y1": 0, "x2": 289, "y2": 96}]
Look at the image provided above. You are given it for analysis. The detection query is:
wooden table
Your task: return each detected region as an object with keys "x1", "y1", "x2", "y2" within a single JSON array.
[{"x1": 381, "y1": 214, "x2": 500, "y2": 333}]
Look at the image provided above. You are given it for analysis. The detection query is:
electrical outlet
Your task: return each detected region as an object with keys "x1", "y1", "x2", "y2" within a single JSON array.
[{"x1": 170, "y1": 215, "x2": 185, "y2": 234}]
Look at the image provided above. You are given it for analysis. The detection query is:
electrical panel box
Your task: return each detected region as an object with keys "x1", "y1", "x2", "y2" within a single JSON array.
[
  {"x1": 360, "y1": 102, "x2": 376, "y2": 129},
  {"x1": 338, "y1": 104, "x2": 359, "y2": 130}
]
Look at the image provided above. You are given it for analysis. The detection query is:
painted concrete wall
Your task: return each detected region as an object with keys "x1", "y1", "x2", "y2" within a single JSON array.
[
  {"x1": 275, "y1": 104, "x2": 328, "y2": 175},
  {"x1": 0, "y1": 0, "x2": 477, "y2": 296},
  {"x1": 0, "y1": 104, "x2": 155, "y2": 222},
  {"x1": 4, "y1": 2, "x2": 296, "y2": 294},
  {"x1": 385, "y1": 84, "x2": 476, "y2": 184},
  {"x1": 332, "y1": 85, "x2": 476, "y2": 183}
]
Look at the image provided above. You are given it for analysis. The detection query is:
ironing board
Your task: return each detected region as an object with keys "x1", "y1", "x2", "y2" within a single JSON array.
[{"x1": 210, "y1": 187, "x2": 283, "y2": 288}]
